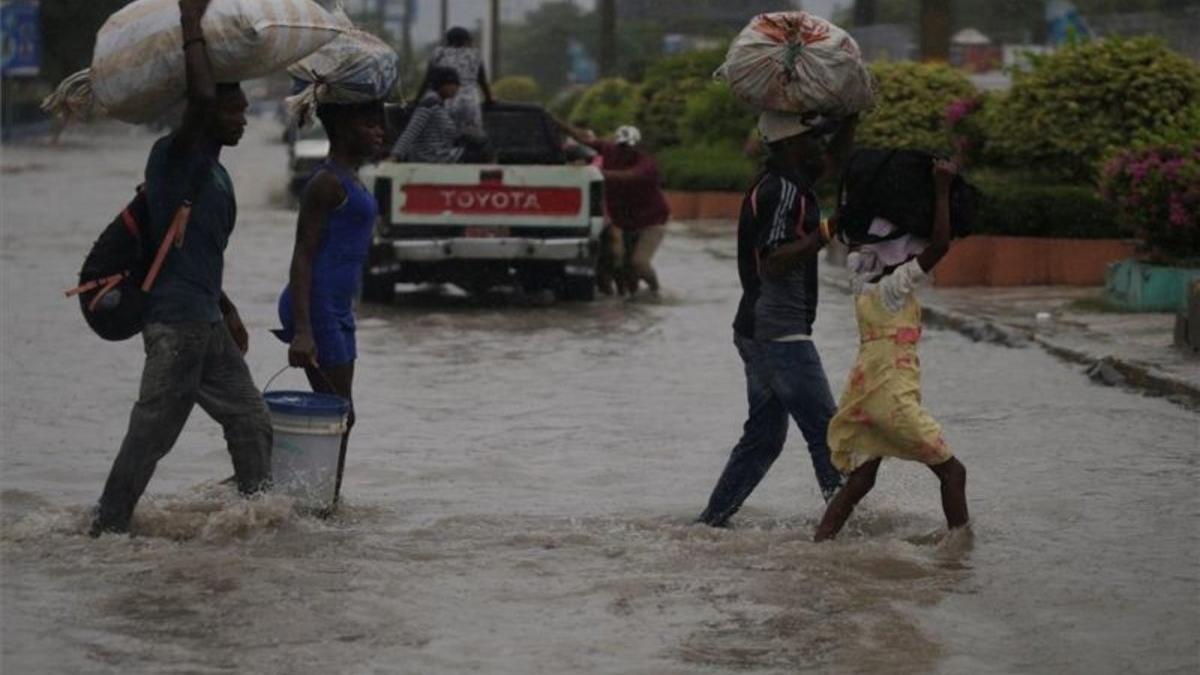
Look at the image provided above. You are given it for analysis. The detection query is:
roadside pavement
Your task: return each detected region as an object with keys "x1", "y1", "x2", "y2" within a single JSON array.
[{"x1": 822, "y1": 264, "x2": 1200, "y2": 411}]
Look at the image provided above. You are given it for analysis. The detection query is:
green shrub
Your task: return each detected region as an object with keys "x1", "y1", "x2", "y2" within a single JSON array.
[
  {"x1": 547, "y1": 85, "x2": 587, "y2": 121},
  {"x1": 856, "y1": 61, "x2": 977, "y2": 155},
  {"x1": 970, "y1": 171, "x2": 1121, "y2": 239},
  {"x1": 658, "y1": 142, "x2": 757, "y2": 192},
  {"x1": 679, "y1": 82, "x2": 756, "y2": 147},
  {"x1": 634, "y1": 48, "x2": 726, "y2": 150},
  {"x1": 491, "y1": 76, "x2": 543, "y2": 103},
  {"x1": 1131, "y1": 102, "x2": 1200, "y2": 148},
  {"x1": 986, "y1": 37, "x2": 1200, "y2": 180},
  {"x1": 1099, "y1": 143, "x2": 1200, "y2": 261},
  {"x1": 569, "y1": 78, "x2": 640, "y2": 135}
]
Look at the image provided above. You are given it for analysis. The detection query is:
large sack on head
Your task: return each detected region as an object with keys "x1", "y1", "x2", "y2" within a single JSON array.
[
  {"x1": 715, "y1": 12, "x2": 874, "y2": 117},
  {"x1": 285, "y1": 10, "x2": 400, "y2": 125},
  {"x1": 43, "y1": 0, "x2": 344, "y2": 124}
]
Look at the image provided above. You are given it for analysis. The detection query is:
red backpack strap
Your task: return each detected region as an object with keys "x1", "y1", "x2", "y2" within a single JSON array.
[{"x1": 141, "y1": 202, "x2": 190, "y2": 292}]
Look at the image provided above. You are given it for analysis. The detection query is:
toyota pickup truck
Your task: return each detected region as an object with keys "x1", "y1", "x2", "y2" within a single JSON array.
[{"x1": 362, "y1": 102, "x2": 604, "y2": 302}]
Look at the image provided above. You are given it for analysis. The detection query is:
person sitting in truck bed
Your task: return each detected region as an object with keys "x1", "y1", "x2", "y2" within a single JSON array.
[{"x1": 391, "y1": 67, "x2": 492, "y2": 164}]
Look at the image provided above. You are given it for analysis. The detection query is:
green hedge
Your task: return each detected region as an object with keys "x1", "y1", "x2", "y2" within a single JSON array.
[
  {"x1": 971, "y1": 172, "x2": 1121, "y2": 239},
  {"x1": 658, "y1": 142, "x2": 757, "y2": 192},
  {"x1": 492, "y1": 76, "x2": 543, "y2": 103},
  {"x1": 635, "y1": 47, "x2": 726, "y2": 150},
  {"x1": 679, "y1": 81, "x2": 756, "y2": 147},
  {"x1": 547, "y1": 85, "x2": 587, "y2": 121},
  {"x1": 856, "y1": 61, "x2": 977, "y2": 155},
  {"x1": 568, "y1": 77, "x2": 640, "y2": 135},
  {"x1": 986, "y1": 37, "x2": 1200, "y2": 180}
]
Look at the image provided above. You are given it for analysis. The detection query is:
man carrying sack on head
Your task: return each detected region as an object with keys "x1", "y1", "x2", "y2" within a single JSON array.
[{"x1": 90, "y1": 0, "x2": 271, "y2": 536}]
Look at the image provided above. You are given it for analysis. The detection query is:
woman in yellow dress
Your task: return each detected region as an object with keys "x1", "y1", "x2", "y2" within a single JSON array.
[{"x1": 814, "y1": 158, "x2": 969, "y2": 541}]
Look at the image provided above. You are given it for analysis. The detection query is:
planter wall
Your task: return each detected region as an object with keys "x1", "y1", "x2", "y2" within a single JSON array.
[
  {"x1": 1106, "y1": 258, "x2": 1200, "y2": 312},
  {"x1": 664, "y1": 191, "x2": 698, "y2": 221},
  {"x1": 664, "y1": 190, "x2": 742, "y2": 221},
  {"x1": 933, "y1": 236, "x2": 1138, "y2": 287}
]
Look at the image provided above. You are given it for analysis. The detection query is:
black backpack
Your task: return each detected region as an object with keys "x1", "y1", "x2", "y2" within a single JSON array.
[
  {"x1": 835, "y1": 148, "x2": 980, "y2": 246},
  {"x1": 65, "y1": 186, "x2": 190, "y2": 341}
]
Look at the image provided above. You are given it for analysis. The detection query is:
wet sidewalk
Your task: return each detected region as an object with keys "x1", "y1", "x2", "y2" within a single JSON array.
[{"x1": 822, "y1": 264, "x2": 1200, "y2": 410}]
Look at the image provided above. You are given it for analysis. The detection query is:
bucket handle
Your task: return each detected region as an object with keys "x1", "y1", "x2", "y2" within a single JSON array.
[{"x1": 263, "y1": 364, "x2": 340, "y2": 396}]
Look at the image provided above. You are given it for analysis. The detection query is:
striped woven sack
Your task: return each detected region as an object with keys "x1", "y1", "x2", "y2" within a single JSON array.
[{"x1": 44, "y1": 0, "x2": 345, "y2": 124}]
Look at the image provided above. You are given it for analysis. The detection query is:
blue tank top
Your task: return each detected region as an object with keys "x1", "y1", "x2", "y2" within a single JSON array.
[{"x1": 279, "y1": 162, "x2": 378, "y2": 331}]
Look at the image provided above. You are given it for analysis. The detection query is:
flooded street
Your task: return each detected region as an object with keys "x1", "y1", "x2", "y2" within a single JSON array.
[{"x1": 2, "y1": 118, "x2": 1197, "y2": 674}]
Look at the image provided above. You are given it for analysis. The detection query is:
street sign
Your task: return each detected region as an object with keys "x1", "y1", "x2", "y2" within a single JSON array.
[{"x1": 1, "y1": 0, "x2": 40, "y2": 77}]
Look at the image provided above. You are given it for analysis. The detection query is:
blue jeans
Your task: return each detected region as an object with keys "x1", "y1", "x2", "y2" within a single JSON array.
[{"x1": 699, "y1": 334, "x2": 843, "y2": 526}]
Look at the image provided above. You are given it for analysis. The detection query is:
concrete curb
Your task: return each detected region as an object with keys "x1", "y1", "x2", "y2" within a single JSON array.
[{"x1": 821, "y1": 272, "x2": 1200, "y2": 411}]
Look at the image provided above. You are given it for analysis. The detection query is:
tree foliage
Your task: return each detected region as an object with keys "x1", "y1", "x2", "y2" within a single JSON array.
[
  {"x1": 633, "y1": 47, "x2": 726, "y2": 150},
  {"x1": 491, "y1": 76, "x2": 543, "y2": 103},
  {"x1": 568, "y1": 77, "x2": 640, "y2": 135},
  {"x1": 678, "y1": 82, "x2": 755, "y2": 148},
  {"x1": 856, "y1": 60, "x2": 976, "y2": 154},
  {"x1": 985, "y1": 37, "x2": 1200, "y2": 179},
  {"x1": 39, "y1": 0, "x2": 131, "y2": 83}
]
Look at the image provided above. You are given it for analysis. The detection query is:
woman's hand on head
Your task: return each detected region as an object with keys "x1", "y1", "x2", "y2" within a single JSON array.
[{"x1": 932, "y1": 158, "x2": 958, "y2": 193}]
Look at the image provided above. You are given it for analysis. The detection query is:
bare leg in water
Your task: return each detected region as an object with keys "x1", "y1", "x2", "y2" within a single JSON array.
[
  {"x1": 814, "y1": 456, "x2": 968, "y2": 541},
  {"x1": 304, "y1": 362, "x2": 355, "y2": 513},
  {"x1": 814, "y1": 457, "x2": 881, "y2": 541},
  {"x1": 930, "y1": 457, "x2": 969, "y2": 529}
]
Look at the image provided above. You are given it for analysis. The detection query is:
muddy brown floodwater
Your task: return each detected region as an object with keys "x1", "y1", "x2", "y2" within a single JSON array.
[{"x1": 2, "y1": 117, "x2": 1198, "y2": 674}]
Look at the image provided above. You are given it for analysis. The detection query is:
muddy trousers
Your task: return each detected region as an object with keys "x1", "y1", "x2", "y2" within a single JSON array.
[
  {"x1": 620, "y1": 225, "x2": 666, "y2": 292},
  {"x1": 699, "y1": 335, "x2": 843, "y2": 526},
  {"x1": 93, "y1": 322, "x2": 273, "y2": 533}
]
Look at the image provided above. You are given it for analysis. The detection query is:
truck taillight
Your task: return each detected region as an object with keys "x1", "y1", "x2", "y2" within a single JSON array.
[
  {"x1": 374, "y1": 177, "x2": 392, "y2": 222},
  {"x1": 589, "y1": 181, "x2": 604, "y2": 217}
]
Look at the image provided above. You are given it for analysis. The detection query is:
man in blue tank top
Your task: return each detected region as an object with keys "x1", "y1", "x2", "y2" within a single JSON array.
[{"x1": 90, "y1": 0, "x2": 272, "y2": 536}]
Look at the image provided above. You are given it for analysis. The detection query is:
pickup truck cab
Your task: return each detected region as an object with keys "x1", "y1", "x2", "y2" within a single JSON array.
[{"x1": 363, "y1": 102, "x2": 604, "y2": 302}]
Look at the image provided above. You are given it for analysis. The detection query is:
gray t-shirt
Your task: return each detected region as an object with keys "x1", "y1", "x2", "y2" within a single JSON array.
[
  {"x1": 144, "y1": 135, "x2": 236, "y2": 324},
  {"x1": 751, "y1": 170, "x2": 820, "y2": 341}
]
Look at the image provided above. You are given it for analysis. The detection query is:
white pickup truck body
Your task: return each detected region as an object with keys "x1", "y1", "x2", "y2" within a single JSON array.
[
  {"x1": 365, "y1": 161, "x2": 605, "y2": 301},
  {"x1": 362, "y1": 101, "x2": 605, "y2": 302}
]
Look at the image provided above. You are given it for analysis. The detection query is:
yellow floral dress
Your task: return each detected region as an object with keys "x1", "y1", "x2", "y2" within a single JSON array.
[{"x1": 828, "y1": 260, "x2": 952, "y2": 473}]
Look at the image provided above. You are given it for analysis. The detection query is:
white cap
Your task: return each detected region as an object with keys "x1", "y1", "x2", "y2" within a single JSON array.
[
  {"x1": 614, "y1": 125, "x2": 642, "y2": 146},
  {"x1": 757, "y1": 111, "x2": 814, "y2": 144}
]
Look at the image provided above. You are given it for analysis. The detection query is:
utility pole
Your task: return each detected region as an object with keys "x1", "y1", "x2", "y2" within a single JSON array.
[
  {"x1": 598, "y1": 0, "x2": 617, "y2": 78},
  {"x1": 919, "y1": 0, "x2": 951, "y2": 61},
  {"x1": 489, "y1": 0, "x2": 501, "y2": 79},
  {"x1": 401, "y1": 0, "x2": 414, "y2": 69},
  {"x1": 440, "y1": 0, "x2": 448, "y2": 38}
]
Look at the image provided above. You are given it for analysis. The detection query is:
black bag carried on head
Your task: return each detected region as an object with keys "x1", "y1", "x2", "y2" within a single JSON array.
[
  {"x1": 835, "y1": 148, "x2": 980, "y2": 246},
  {"x1": 65, "y1": 186, "x2": 189, "y2": 341}
]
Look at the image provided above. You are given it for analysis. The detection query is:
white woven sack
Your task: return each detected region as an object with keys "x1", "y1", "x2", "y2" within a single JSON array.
[
  {"x1": 285, "y1": 10, "x2": 400, "y2": 125},
  {"x1": 44, "y1": 0, "x2": 344, "y2": 124},
  {"x1": 715, "y1": 12, "x2": 875, "y2": 118}
]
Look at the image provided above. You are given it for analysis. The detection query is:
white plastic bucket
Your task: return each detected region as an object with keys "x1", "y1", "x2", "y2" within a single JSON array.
[{"x1": 264, "y1": 390, "x2": 349, "y2": 513}]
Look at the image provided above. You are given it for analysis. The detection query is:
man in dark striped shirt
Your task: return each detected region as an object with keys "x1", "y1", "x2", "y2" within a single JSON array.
[
  {"x1": 391, "y1": 67, "x2": 466, "y2": 163},
  {"x1": 698, "y1": 111, "x2": 856, "y2": 528}
]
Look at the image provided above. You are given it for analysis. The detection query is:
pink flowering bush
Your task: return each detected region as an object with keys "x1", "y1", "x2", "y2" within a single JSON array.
[
  {"x1": 945, "y1": 96, "x2": 986, "y2": 166},
  {"x1": 1100, "y1": 143, "x2": 1200, "y2": 262}
]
